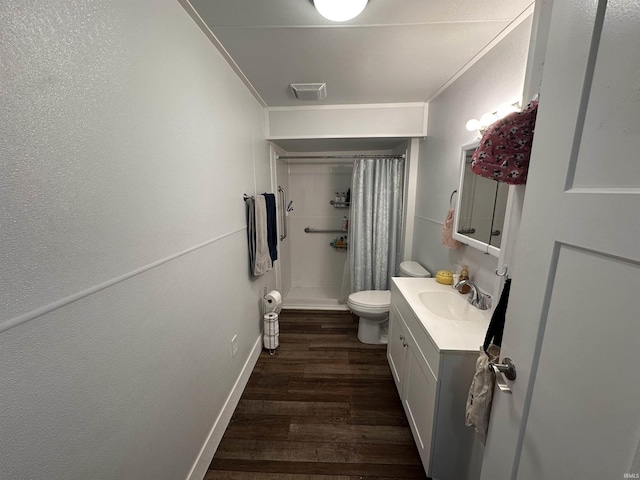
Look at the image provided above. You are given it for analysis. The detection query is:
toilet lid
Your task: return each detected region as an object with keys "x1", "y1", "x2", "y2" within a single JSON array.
[{"x1": 348, "y1": 290, "x2": 391, "y2": 308}]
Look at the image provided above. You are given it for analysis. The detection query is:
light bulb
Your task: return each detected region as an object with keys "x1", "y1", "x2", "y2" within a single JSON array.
[
  {"x1": 479, "y1": 112, "x2": 498, "y2": 127},
  {"x1": 497, "y1": 103, "x2": 518, "y2": 118},
  {"x1": 466, "y1": 119, "x2": 480, "y2": 132},
  {"x1": 314, "y1": 0, "x2": 368, "y2": 22}
]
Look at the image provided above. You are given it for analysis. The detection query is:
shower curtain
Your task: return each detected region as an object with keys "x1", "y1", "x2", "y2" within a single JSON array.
[{"x1": 349, "y1": 157, "x2": 404, "y2": 293}]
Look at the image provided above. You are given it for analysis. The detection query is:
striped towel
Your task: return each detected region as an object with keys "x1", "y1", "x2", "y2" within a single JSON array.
[{"x1": 246, "y1": 195, "x2": 273, "y2": 277}]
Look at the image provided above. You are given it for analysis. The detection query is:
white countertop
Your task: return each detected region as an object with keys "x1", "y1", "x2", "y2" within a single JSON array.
[{"x1": 391, "y1": 277, "x2": 492, "y2": 353}]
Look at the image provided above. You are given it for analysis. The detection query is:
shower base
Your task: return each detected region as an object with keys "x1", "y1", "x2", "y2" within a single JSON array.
[{"x1": 283, "y1": 285, "x2": 348, "y2": 311}]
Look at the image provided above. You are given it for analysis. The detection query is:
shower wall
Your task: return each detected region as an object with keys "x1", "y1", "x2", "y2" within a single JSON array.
[
  {"x1": 275, "y1": 157, "x2": 292, "y2": 298},
  {"x1": 285, "y1": 161, "x2": 353, "y2": 308}
]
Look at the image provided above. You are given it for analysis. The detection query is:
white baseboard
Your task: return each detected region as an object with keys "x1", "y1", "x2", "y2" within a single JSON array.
[{"x1": 185, "y1": 334, "x2": 262, "y2": 480}]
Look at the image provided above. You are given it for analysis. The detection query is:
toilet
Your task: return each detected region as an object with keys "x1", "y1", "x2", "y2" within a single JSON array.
[{"x1": 348, "y1": 261, "x2": 431, "y2": 344}]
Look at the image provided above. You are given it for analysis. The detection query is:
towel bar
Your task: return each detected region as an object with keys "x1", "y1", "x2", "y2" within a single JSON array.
[
  {"x1": 278, "y1": 186, "x2": 287, "y2": 241},
  {"x1": 305, "y1": 227, "x2": 346, "y2": 233}
]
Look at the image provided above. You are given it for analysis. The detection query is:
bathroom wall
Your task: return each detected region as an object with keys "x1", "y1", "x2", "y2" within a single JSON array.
[
  {"x1": 267, "y1": 103, "x2": 428, "y2": 138},
  {"x1": 412, "y1": 17, "x2": 533, "y2": 294},
  {"x1": 0, "y1": 1, "x2": 272, "y2": 479},
  {"x1": 287, "y1": 161, "x2": 353, "y2": 298}
]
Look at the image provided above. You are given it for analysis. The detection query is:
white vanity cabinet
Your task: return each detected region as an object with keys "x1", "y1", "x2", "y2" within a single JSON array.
[{"x1": 388, "y1": 280, "x2": 483, "y2": 480}]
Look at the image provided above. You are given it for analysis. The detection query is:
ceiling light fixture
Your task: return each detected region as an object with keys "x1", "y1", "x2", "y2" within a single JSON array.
[{"x1": 313, "y1": 0, "x2": 368, "y2": 22}]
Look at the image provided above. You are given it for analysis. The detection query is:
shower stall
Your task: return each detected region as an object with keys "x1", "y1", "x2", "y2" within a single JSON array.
[
  {"x1": 272, "y1": 144, "x2": 412, "y2": 310},
  {"x1": 277, "y1": 156, "x2": 353, "y2": 309}
]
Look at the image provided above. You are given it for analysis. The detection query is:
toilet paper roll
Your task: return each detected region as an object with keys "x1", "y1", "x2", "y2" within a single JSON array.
[
  {"x1": 263, "y1": 334, "x2": 279, "y2": 350},
  {"x1": 264, "y1": 290, "x2": 282, "y2": 312},
  {"x1": 263, "y1": 313, "x2": 279, "y2": 335}
]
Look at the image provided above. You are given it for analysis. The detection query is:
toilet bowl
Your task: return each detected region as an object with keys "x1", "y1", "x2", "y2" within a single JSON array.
[
  {"x1": 348, "y1": 261, "x2": 431, "y2": 344},
  {"x1": 348, "y1": 290, "x2": 392, "y2": 344}
]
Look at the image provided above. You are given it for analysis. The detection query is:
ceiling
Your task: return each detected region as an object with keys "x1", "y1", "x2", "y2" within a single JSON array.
[{"x1": 184, "y1": 0, "x2": 534, "y2": 108}]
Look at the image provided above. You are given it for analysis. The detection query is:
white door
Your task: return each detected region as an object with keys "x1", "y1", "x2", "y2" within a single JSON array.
[{"x1": 481, "y1": 1, "x2": 640, "y2": 479}]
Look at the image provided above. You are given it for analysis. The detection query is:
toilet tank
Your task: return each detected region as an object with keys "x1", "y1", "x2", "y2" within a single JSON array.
[{"x1": 399, "y1": 261, "x2": 431, "y2": 278}]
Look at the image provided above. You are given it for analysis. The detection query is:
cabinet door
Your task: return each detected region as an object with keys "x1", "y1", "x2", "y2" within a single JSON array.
[
  {"x1": 404, "y1": 341, "x2": 438, "y2": 474},
  {"x1": 387, "y1": 304, "x2": 407, "y2": 394}
]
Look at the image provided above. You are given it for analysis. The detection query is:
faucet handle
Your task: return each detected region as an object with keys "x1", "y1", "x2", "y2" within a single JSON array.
[
  {"x1": 455, "y1": 279, "x2": 490, "y2": 310},
  {"x1": 473, "y1": 294, "x2": 489, "y2": 310}
]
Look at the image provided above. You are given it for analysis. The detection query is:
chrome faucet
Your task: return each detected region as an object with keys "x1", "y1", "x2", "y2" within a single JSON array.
[{"x1": 454, "y1": 279, "x2": 489, "y2": 310}]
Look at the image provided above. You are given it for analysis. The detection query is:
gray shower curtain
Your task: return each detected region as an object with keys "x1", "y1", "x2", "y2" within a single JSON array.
[{"x1": 349, "y1": 157, "x2": 404, "y2": 293}]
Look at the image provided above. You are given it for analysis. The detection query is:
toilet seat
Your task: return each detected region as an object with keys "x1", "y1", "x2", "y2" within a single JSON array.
[{"x1": 347, "y1": 290, "x2": 391, "y2": 311}]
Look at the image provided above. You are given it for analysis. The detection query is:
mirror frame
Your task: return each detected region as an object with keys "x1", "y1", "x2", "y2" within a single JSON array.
[{"x1": 453, "y1": 140, "x2": 501, "y2": 257}]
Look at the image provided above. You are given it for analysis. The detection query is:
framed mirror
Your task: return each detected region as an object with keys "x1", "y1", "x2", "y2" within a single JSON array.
[{"x1": 453, "y1": 141, "x2": 509, "y2": 257}]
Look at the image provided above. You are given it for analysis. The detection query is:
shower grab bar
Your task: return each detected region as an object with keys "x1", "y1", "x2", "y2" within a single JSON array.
[
  {"x1": 278, "y1": 186, "x2": 287, "y2": 241},
  {"x1": 305, "y1": 227, "x2": 346, "y2": 234}
]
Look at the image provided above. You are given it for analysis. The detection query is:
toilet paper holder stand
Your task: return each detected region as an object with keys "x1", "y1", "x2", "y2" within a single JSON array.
[{"x1": 263, "y1": 289, "x2": 282, "y2": 356}]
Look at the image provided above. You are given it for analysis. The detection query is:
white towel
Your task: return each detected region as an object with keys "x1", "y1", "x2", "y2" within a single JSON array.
[
  {"x1": 253, "y1": 195, "x2": 273, "y2": 276},
  {"x1": 465, "y1": 344, "x2": 500, "y2": 444}
]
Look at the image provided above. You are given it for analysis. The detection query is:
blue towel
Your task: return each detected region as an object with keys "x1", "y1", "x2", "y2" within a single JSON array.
[
  {"x1": 483, "y1": 278, "x2": 511, "y2": 353},
  {"x1": 245, "y1": 197, "x2": 256, "y2": 273},
  {"x1": 262, "y1": 193, "x2": 278, "y2": 262}
]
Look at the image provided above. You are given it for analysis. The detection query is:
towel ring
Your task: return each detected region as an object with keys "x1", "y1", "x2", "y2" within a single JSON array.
[
  {"x1": 496, "y1": 266, "x2": 508, "y2": 277},
  {"x1": 450, "y1": 190, "x2": 458, "y2": 208}
]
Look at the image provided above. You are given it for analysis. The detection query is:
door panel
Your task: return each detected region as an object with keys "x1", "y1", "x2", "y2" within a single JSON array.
[
  {"x1": 519, "y1": 246, "x2": 640, "y2": 478},
  {"x1": 572, "y1": 0, "x2": 640, "y2": 188},
  {"x1": 404, "y1": 344, "x2": 437, "y2": 470}
]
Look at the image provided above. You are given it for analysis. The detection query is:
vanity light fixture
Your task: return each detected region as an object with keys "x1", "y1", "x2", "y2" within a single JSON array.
[
  {"x1": 313, "y1": 0, "x2": 368, "y2": 22},
  {"x1": 466, "y1": 101, "x2": 521, "y2": 134}
]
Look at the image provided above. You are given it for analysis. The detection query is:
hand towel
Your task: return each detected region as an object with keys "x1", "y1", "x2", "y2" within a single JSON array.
[
  {"x1": 253, "y1": 195, "x2": 273, "y2": 276},
  {"x1": 442, "y1": 208, "x2": 461, "y2": 249},
  {"x1": 465, "y1": 344, "x2": 500, "y2": 444},
  {"x1": 466, "y1": 278, "x2": 512, "y2": 444}
]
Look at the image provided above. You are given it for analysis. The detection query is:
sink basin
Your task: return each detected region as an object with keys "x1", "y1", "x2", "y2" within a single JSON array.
[{"x1": 418, "y1": 290, "x2": 486, "y2": 322}]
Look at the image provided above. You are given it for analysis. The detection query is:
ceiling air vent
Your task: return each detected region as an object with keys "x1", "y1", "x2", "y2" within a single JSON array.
[{"x1": 290, "y1": 83, "x2": 327, "y2": 101}]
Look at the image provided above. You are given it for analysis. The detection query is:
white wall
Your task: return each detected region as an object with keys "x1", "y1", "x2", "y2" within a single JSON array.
[
  {"x1": 267, "y1": 103, "x2": 428, "y2": 139},
  {"x1": 412, "y1": 17, "x2": 533, "y2": 295},
  {"x1": 0, "y1": 1, "x2": 272, "y2": 479},
  {"x1": 287, "y1": 162, "x2": 353, "y2": 289}
]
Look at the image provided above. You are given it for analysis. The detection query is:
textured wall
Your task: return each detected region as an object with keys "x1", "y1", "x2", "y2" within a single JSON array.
[
  {"x1": 0, "y1": 0, "x2": 272, "y2": 478},
  {"x1": 412, "y1": 18, "x2": 532, "y2": 294}
]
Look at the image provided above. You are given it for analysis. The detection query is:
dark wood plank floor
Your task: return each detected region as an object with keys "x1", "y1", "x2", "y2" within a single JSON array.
[{"x1": 206, "y1": 309, "x2": 429, "y2": 480}]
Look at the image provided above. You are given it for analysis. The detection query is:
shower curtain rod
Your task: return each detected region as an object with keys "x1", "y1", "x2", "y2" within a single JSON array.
[{"x1": 277, "y1": 154, "x2": 406, "y2": 160}]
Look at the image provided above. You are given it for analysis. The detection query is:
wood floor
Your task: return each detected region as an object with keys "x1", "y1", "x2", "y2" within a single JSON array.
[{"x1": 206, "y1": 309, "x2": 429, "y2": 480}]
